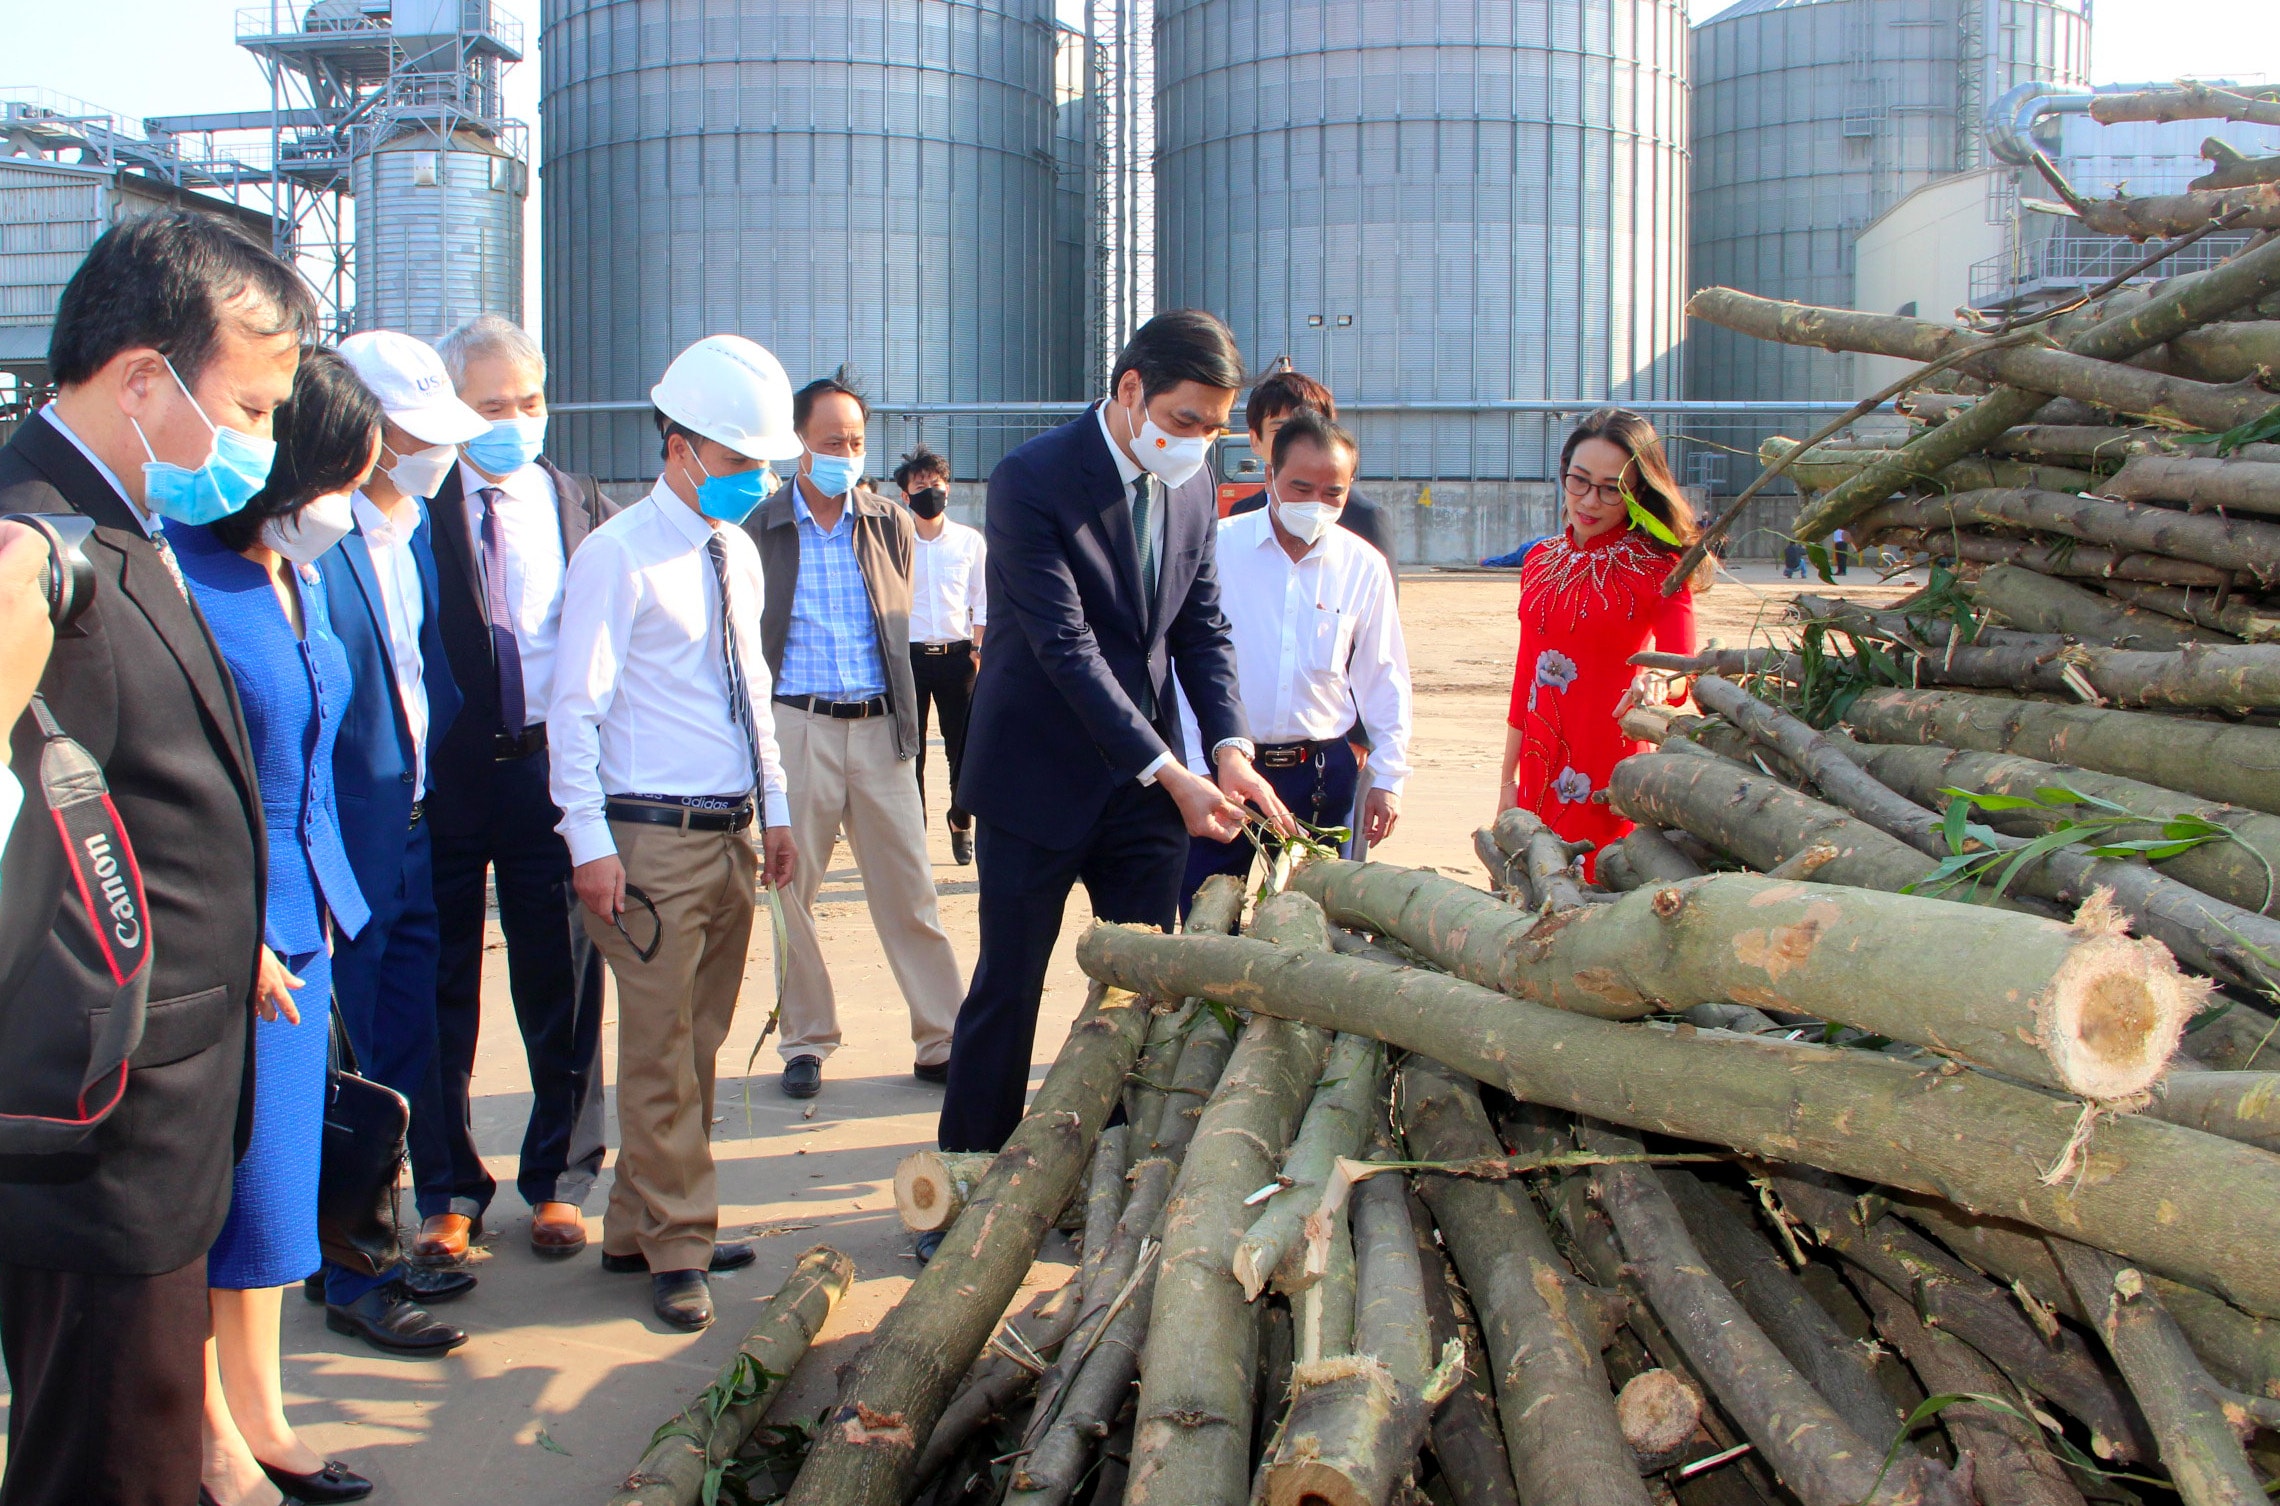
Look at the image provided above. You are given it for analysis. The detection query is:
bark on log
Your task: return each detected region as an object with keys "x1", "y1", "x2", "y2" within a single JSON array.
[
  {"x1": 2049, "y1": 1238, "x2": 2273, "y2": 1506},
  {"x1": 1842, "y1": 685, "x2": 2280, "y2": 817},
  {"x1": 2089, "y1": 82, "x2": 2280, "y2": 128},
  {"x1": 2162, "y1": 320, "x2": 2280, "y2": 383},
  {"x1": 610, "y1": 1246, "x2": 855, "y2": 1506},
  {"x1": 1852, "y1": 1276, "x2": 2090, "y2": 1506},
  {"x1": 1661, "y1": 1172, "x2": 1902, "y2": 1450},
  {"x1": 1854, "y1": 488, "x2": 2280, "y2": 587},
  {"x1": 1986, "y1": 423, "x2": 2189, "y2": 463},
  {"x1": 1909, "y1": 393, "x2": 2118, "y2": 427},
  {"x1": 1150, "y1": 1005, "x2": 1238, "y2": 1164},
  {"x1": 1409, "y1": 1198, "x2": 1525, "y2": 1506},
  {"x1": 784, "y1": 982, "x2": 1151, "y2": 1506},
  {"x1": 2177, "y1": 1002, "x2": 2280, "y2": 1071},
  {"x1": 2149, "y1": 1071, "x2": 2280, "y2": 1152},
  {"x1": 2100, "y1": 580, "x2": 2280, "y2": 643},
  {"x1": 1399, "y1": 1059, "x2": 1649, "y2": 1506},
  {"x1": 1769, "y1": 1175, "x2": 2152, "y2": 1462},
  {"x1": 2108, "y1": 456, "x2": 2280, "y2": 517},
  {"x1": 1073, "y1": 926, "x2": 2280, "y2": 1319},
  {"x1": 2193, "y1": 140, "x2": 2280, "y2": 192},
  {"x1": 1234, "y1": 1032, "x2": 1386, "y2": 1300},
  {"x1": 1760, "y1": 436, "x2": 2098, "y2": 497},
  {"x1": 1617, "y1": 826, "x2": 1708, "y2": 883},
  {"x1": 1292, "y1": 854, "x2": 2189, "y2": 1100},
  {"x1": 1789, "y1": 595, "x2": 2062, "y2": 654},
  {"x1": 1128, "y1": 1002, "x2": 1197, "y2": 1155},
  {"x1": 1132, "y1": 875, "x2": 1246, "y2": 1153},
  {"x1": 1870, "y1": 524, "x2": 2234, "y2": 588},
  {"x1": 909, "y1": 1279, "x2": 1087, "y2": 1491},
  {"x1": 1127, "y1": 895, "x2": 1335, "y2": 1506},
  {"x1": 1973, "y1": 562, "x2": 2226, "y2": 648},
  {"x1": 1585, "y1": 1124, "x2": 1968, "y2": 1506},
  {"x1": 2060, "y1": 183, "x2": 2280, "y2": 238}
]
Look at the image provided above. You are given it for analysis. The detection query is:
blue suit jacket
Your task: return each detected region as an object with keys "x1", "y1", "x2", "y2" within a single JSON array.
[
  {"x1": 958, "y1": 405, "x2": 1249, "y2": 850},
  {"x1": 325, "y1": 507, "x2": 463, "y2": 903}
]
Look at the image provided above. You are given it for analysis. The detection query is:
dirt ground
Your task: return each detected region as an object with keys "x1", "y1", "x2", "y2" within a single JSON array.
[{"x1": 9, "y1": 562, "x2": 1921, "y2": 1502}]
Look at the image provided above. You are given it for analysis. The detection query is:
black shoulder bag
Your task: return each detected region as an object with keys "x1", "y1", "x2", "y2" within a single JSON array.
[{"x1": 318, "y1": 1014, "x2": 410, "y2": 1277}]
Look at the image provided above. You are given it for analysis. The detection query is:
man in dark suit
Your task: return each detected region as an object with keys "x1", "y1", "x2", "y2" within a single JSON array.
[
  {"x1": 938, "y1": 310, "x2": 1292, "y2": 1159},
  {"x1": 416, "y1": 314, "x2": 614, "y2": 1262},
  {"x1": 0, "y1": 211, "x2": 310, "y2": 1506}
]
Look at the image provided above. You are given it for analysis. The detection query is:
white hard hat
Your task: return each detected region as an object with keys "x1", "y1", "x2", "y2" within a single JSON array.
[
  {"x1": 338, "y1": 330, "x2": 489, "y2": 445},
  {"x1": 650, "y1": 335, "x2": 802, "y2": 462}
]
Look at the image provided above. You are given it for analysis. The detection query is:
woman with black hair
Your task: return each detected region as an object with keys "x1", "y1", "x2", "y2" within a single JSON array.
[
  {"x1": 1498, "y1": 409, "x2": 1705, "y2": 875},
  {"x1": 164, "y1": 346, "x2": 381, "y2": 1506}
]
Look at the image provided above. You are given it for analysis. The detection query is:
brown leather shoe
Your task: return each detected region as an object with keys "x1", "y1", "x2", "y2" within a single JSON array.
[
  {"x1": 411, "y1": 1212, "x2": 477, "y2": 1264},
  {"x1": 530, "y1": 1202, "x2": 588, "y2": 1258}
]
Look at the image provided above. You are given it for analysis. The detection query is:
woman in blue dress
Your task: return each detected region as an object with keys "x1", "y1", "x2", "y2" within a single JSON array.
[{"x1": 169, "y1": 347, "x2": 381, "y2": 1506}]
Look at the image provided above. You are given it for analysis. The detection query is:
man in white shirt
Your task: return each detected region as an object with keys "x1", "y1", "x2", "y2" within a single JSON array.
[
  {"x1": 894, "y1": 445, "x2": 986, "y2": 865},
  {"x1": 1177, "y1": 406, "x2": 1411, "y2": 912},
  {"x1": 549, "y1": 334, "x2": 799, "y2": 1333}
]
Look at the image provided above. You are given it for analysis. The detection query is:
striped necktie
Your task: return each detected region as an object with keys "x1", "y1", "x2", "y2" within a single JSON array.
[
  {"x1": 705, "y1": 532, "x2": 765, "y2": 797},
  {"x1": 475, "y1": 487, "x2": 528, "y2": 732}
]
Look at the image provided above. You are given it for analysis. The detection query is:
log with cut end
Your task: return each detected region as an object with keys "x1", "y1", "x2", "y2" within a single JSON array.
[
  {"x1": 2150, "y1": 1071, "x2": 2280, "y2": 1152},
  {"x1": 1584, "y1": 1123, "x2": 1968, "y2": 1506},
  {"x1": 1869, "y1": 524, "x2": 2233, "y2": 588},
  {"x1": 2100, "y1": 580, "x2": 2280, "y2": 644},
  {"x1": 1399, "y1": 1058, "x2": 1649, "y2": 1506},
  {"x1": 1232, "y1": 1031, "x2": 1386, "y2": 1300},
  {"x1": 610, "y1": 1245, "x2": 855, "y2": 1506},
  {"x1": 893, "y1": 1151, "x2": 998, "y2": 1234},
  {"x1": 789, "y1": 983, "x2": 1150, "y2": 1506},
  {"x1": 2108, "y1": 455, "x2": 2280, "y2": 517},
  {"x1": 1852, "y1": 488, "x2": 2280, "y2": 586},
  {"x1": 1072, "y1": 925, "x2": 2280, "y2": 1319},
  {"x1": 1842, "y1": 686, "x2": 2280, "y2": 817},
  {"x1": 2050, "y1": 1238, "x2": 2276, "y2": 1506},
  {"x1": 1972, "y1": 561, "x2": 2228, "y2": 648},
  {"x1": 1616, "y1": 1370, "x2": 1704, "y2": 1472},
  {"x1": 1409, "y1": 1197, "x2": 1524, "y2": 1506}
]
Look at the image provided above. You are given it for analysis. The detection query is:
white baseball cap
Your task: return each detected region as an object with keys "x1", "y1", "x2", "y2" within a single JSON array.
[
  {"x1": 650, "y1": 335, "x2": 803, "y2": 461},
  {"x1": 338, "y1": 330, "x2": 490, "y2": 446}
]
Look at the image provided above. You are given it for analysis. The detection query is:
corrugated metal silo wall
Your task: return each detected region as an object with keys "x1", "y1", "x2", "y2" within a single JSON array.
[
  {"x1": 541, "y1": 0, "x2": 1061, "y2": 483},
  {"x1": 1687, "y1": 0, "x2": 2089, "y2": 406},
  {"x1": 352, "y1": 139, "x2": 526, "y2": 340},
  {"x1": 1155, "y1": 0, "x2": 1689, "y2": 481}
]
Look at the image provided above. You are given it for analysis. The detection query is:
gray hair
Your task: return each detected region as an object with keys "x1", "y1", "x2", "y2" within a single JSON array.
[{"x1": 437, "y1": 312, "x2": 546, "y2": 387}]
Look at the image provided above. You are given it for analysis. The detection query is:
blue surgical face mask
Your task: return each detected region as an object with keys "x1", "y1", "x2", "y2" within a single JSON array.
[
  {"x1": 464, "y1": 413, "x2": 548, "y2": 476},
  {"x1": 132, "y1": 358, "x2": 278, "y2": 525},
  {"x1": 805, "y1": 449, "x2": 862, "y2": 498},
  {"x1": 689, "y1": 449, "x2": 770, "y2": 525}
]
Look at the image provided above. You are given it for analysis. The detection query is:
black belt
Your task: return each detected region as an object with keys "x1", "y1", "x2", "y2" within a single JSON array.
[
  {"x1": 1255, "y1": 740, "x2": 1324, "y2": 770},
  {"x1": 775, "y1": 693, "x2": 890, "y2": 719},
  {"x1": 407, "y1": 800, "x2": 426, "y2": 830},
  {"x1": 913, "y1": 640, "x2": 973, "y2": 656},
  {"x1": 496, "y1": 724, "x2": 547, "y2": 761},
  {"x1": 604, "y1": 795, "x2": 755, "y2": 833}
]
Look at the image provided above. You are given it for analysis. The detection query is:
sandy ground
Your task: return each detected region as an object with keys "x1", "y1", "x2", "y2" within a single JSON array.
[{"x1": 4, "y1": 562, "x2": 1922, "y2": 1502}]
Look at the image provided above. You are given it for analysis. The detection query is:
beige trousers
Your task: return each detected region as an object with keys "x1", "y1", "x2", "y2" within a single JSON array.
[
  {"x1": 776, "y1": 708, "x2": 963, "y2": 1066},
  {"x1": 583, "y1": 817, "x2": 755, "y2": 1272}
]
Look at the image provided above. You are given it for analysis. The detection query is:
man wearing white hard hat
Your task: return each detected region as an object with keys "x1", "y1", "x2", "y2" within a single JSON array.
[
  {"x1": 548, "y1": 334, "x2": 799, "y2": 1332},
  {"x1": 417, "y1": 315, "x2": 616, "y2": 1268}
]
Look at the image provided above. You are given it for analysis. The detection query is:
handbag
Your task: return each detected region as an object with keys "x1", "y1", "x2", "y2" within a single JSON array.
[{"x1": 317, "y1": 1012, "x2": 410, "y2": 1277}]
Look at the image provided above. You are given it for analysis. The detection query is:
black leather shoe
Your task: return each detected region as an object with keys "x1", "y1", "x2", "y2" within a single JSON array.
[
  {"x1": 914, "y1": 1230, "x2": 945, "y2": 1265},
  {"x1": 913, "y1": 1060, "x2": 950, "y2": 1085},
  {"x1": 781, "y1": 1055, "x2": 823, "y2": 1099},
  {"x1": 402, "y1": 1264, "x2": 477, "y2": 1304},
  {"x1": 325, "y1": 1282, "x2": 468, "y2": 1356},
  {"x1": 303, "y1": 1271, "x2": 324, "y2": 1304},
  {"x1": 259, "y1": 1457, "x2": 374, "y2": 1503},
  {"x1": 653, "y1": 1270, "x2": 714, "y2": 1330},
  {"x1": 601, "y1": 1241, "x2": 756, "y2": 1275},
  {"x1": 950, "y1": 825, "x2": 973, "y2": 866}
]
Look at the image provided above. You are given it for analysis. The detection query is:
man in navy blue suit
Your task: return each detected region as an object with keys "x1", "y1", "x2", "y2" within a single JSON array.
[
  {"x1": 320, "y1": 330, "x2": 483, "y2": 1354},
  {"x1": 938, "y1": 310, "x2": 1293, "y2": 1159}
]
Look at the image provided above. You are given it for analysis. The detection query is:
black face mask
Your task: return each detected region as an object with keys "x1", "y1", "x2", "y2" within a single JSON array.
[{"x1": 909, "y1": 486, "x2": 949, "y2": 519}]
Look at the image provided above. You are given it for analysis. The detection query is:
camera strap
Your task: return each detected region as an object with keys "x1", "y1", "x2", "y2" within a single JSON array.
[{"x1": 0, "y1": 694, "x2": 150, "y2": 1148}]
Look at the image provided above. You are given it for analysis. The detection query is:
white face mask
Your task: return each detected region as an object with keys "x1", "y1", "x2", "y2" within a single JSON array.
[
  {"x1": 385, "y1": 440, "x2": 458, "y2": 500},
  {"x1": 1124, "y1": 398, "x2": 1211, "y2": 489},
  {"x1": 1268, "y1": 478, "x2": 1341, "y2": 545},
  {"x1": 261, "y1": 489, "x2": 355, "y2": 565}
]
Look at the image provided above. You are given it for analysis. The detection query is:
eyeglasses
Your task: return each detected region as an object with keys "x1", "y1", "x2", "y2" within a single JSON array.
[
  {"x1": 1562, "y1": 470, "x2": 1633, "y2": 508},
  {"x1": 611, "y1": 884, "x2": 663, "y2": 963}
]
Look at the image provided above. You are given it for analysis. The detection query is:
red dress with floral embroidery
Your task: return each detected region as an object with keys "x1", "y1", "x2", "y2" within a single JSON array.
[{"x1": 1507, "y1": 525, "x2": 1696, "y2": 869}]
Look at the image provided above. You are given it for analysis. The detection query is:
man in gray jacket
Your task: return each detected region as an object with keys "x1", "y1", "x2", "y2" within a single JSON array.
[{"x1": 744, "y1": 373, "x2": 962, "y2": 1097}]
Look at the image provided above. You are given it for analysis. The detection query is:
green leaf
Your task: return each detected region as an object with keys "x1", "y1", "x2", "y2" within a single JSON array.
[
  {"x1": 1941, "y1": 795, "x2": 1972, "y2": 856},
  {"x1": 534, "y1": 1425, "x2": 572, "y2": 1457},
  {"x1": 1806, "y1": 541, "x2": 1835, "y2": 583},
  {"x1": 2212, "y1": 406, "x2": 2280, "y2": 456}
]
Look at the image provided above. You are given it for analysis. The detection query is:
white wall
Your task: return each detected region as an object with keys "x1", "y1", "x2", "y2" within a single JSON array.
[{"x1": 1851, "y1": 169, "x2": 2009, "y2": 400}]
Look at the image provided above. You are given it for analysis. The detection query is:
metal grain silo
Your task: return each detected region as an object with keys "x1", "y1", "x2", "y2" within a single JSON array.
[
  {"x1": 1155, "y1": 0, "x2": 1690, "y2": 477},
  {"x1": 540, "y1": 0, "x2": 1061, "y2": 481},
  {"x1": 1688, "y1": 0, "x2": 2089, "y2": 403},
  {"x1": 351, "y1": 128, "x2": 527, "y2": 339}
]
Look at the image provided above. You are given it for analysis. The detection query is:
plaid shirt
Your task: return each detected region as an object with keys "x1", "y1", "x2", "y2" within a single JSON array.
[{"x1": 776, "y1": 484, "x2": 889, "y2": 700}]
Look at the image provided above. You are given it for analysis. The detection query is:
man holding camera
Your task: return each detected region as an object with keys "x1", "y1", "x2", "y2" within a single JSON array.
[{"x1": 0, "y1": 211, "x2": 312, "y2": 1506}]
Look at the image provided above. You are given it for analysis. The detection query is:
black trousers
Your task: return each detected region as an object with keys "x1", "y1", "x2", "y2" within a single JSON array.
[
  {"x1": 428, "y1": 744, "x2": 607, "y2": 1214},
  {"x1": 910, "y1": 642, "x2": 977, "y2": 829},
  {"x1": 0, "y1": 1256, "x2": 208, "y2": 1506},
  {"x1": 938, "y1": 780, "x2": 1186, "y2": 1152},
  {"x1": 1178, "y1": 740, "x2": 1361, "y2": 917}
]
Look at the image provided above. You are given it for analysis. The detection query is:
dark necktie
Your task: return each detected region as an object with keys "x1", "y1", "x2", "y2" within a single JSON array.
[
  {"x1": 475, "y1": 487, "x2": 527, "y2": 732},
  {"x1": 1131, "y1": 475, "x2": 1159, "y2": 600},
  {"x1": 706, "y1": 532, "x2": 765, "y2": 796}
]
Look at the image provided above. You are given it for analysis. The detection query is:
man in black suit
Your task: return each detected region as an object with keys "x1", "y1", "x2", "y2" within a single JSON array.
[
  {"x1": 939, "y1": 310, "x2": 1292, "y2": 1158},
  {"x1": 0, "y1": 211, "x2": 311, "y2": 1506},
  {"x1": 417, "y1": 314, "x2": 614, "y2": 1263}
]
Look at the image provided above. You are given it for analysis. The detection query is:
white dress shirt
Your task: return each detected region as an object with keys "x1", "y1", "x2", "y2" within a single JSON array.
[
  {"x1": 352, "y1": 492, "x2": 432, "y2": 794},
  {"x1": 1179, "y1": 508, "x2": 1413, "y2": 796},
  {"x1": 41, "y1": 403, "x2": 151, "y2": 534},
  {"x1": 548, "y1": 480, "x2": 791, "y2": 867},
  {"x1": 908, "y1": 520, "x2": 988, "y2": 644},
  {"x1": 458, "y1": 459, "x2": 567, "y2": 729}
]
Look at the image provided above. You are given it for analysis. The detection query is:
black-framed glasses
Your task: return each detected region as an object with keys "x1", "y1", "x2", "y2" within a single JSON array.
[
  {"x1": 612, "y1": 884, "x2": 663, "y2": 963},
  {"x1": 1561, "y1": 470, "x2": 1633, "y2": 507}
]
